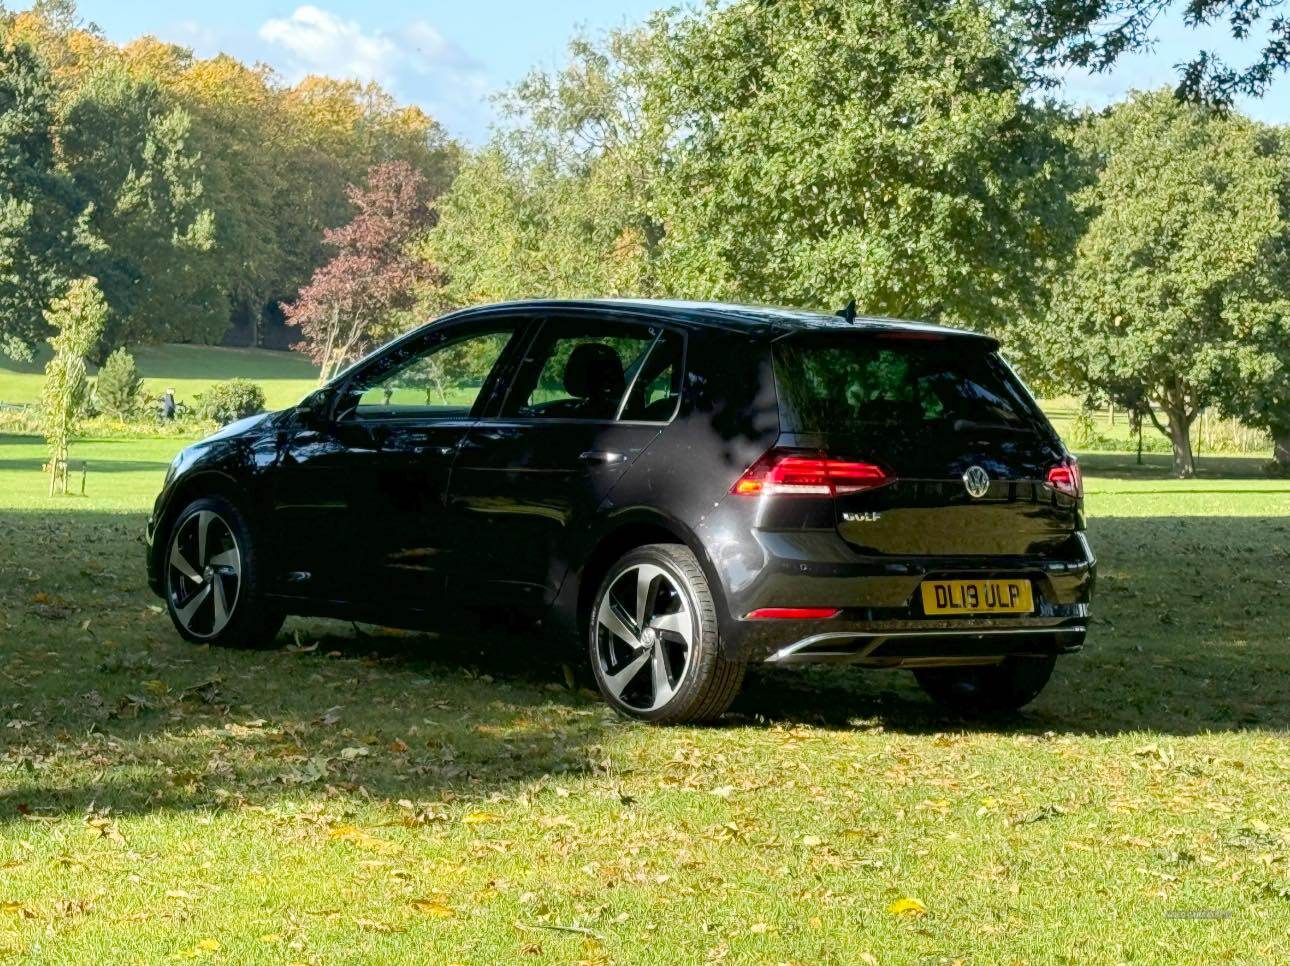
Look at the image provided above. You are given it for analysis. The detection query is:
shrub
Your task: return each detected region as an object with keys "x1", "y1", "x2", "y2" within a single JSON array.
[
  {"x1": 198, "y1": 379, "x2": 266, "y2": 424},
  {"x1": 1068, "y1": 404, "x2": 1098, "y2": 449},
  {"x1": 95, "y1": 348, "x2": 144, "y2": 418}
]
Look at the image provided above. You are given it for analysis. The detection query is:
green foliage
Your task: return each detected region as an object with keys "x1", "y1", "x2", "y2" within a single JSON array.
[
  {"x1": 0, "y1": 8, "x2": 460, "y2": 353},
  {"x1": 0, "y1": 33, "x2": 80, "y2": 361},
  {"x1": 39, "y1": 276, "x2": 108, "y2": 490},
  {"x1": 197, "y1": 378, "x2": 265, "y2": 424},
  {"x1": 94, "y1": 346, "x2": 143, "y2": 418},
  {"x1": 424, "y1": 2, "x2": 1078, "y2": 329},
  {"x1": 649, "y1": 0, "x2": 1080, "y2": 323},
  {"x1": 1014, "y1": 91, "x2": 1290, "y2": 477},
  {"x1": 58, "y1": 63, "x2": 222, "y2": 351},
  {"x1": 1020, "y1": 0, "x2": 1290, "y2": 104},
  {"x1": 1068, "y1": 404, "x2": 1098, "y2": 449}
]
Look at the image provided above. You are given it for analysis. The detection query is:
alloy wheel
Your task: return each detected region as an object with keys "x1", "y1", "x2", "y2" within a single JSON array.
[
  {"x1": 595, "y1": 563, "x2": 694, "y2": 712},
  {"x1": 167, "y1": 510, "x2": 241, "y2": 639}
]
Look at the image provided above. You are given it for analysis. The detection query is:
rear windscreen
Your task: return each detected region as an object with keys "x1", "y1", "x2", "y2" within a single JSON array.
[{"x1": 773, "y1": 335, "x2": 1047, "y2": 436}]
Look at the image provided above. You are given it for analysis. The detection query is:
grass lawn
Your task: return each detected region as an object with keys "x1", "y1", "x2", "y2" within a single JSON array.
[
  {"x1": 1, "y1": 436, "x2": 1288, "y2": 962},
  {"x1": 0, "y1": 343, "x2": 319, "y2": 413}
]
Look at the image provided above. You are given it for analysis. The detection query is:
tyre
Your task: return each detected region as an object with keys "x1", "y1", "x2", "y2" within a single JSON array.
[
  {"x1": 163, "y1": 495, "x2": 284, "y2": 649},
  {"x1": 914, "y1": 655, "x2": 1056, "y2": 717},
  {"x1": 589, "y1": 544, "x2": 745, "y2": 724}
]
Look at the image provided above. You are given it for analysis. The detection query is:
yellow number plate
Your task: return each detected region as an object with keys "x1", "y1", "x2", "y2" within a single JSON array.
[{"x1": 920, "y1": 579, "x2": 1033, "y2": 615}]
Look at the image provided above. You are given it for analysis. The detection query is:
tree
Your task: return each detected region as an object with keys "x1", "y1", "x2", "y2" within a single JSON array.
[
  {"x1": 420, "y1": 27, "x2": 663, "y2": 312},
  {"x1": 3, "y1": 4, "x2": 461, "y2": 351},
  {"x1": 284, "y1": 162, "x2": 440, "y2": 381},
  {"x1": 1020, "y1": 0, "x2": 1290, "y2": 104},
  {"x1": 94, "y1": 346, "x2": 143, "y2": 418},
  {"x1": 40, "y1": 277, "x2": 107, "y2": 493},
  {"x1": 0, "y1": 33, "x2": 81, "y2": 360},
  {"x1": 1015, "y1": 91, "x2": 1289, "y2": 478},
  {"x1": 1215, "y1": 127, "x2": 1290, "y2": 471},
  {"x1": 59, "y1": 63, "x2": 222, "y2": 353},
  {"x1": 650, "y1": 0, "x2": 1080, "y2": 326}
]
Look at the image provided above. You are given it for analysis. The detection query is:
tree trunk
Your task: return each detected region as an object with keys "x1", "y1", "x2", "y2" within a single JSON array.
[
  {"x1": 1166, "y1": 410, "x2": 1195, "y2": 478},
  {"x1": 1274, "y1": 433, "x2": 1290, "y2": 472}
]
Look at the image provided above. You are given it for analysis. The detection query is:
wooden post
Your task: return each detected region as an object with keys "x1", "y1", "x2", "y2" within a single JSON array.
[{"x1": 80, "y1": 461, "x2": 87, "y2": 495}]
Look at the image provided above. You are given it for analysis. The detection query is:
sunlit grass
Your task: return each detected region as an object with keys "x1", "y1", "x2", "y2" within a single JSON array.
[
  {"x1": 1, "y1": 437, "x2": 1288, "y2": 961},
  {"x1": 0, "y1": 343, "x2": 318, "y2": 413}
]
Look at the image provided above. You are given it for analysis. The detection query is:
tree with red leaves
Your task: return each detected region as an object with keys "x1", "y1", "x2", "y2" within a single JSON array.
[{"x1": 284, "y1": 161, "x2": 438, "y2": 381}]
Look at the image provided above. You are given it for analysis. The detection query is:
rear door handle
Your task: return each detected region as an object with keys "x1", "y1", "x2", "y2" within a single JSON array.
[{"x1": 579, "y1": 450, "x2": 625, "y2": 465}]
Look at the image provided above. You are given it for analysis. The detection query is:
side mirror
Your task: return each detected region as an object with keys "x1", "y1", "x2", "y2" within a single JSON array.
[{"x1": 294, "y1": 388, "x2": 333, "y2": 428}]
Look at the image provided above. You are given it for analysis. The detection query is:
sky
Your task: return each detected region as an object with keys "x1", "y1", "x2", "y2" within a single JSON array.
[{"x1": 14, "y1": 1, "x2": 1290, "y2": 144}]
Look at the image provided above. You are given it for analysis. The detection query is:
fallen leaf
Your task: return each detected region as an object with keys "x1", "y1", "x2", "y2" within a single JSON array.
[
  {"x1": 463, "y1": 811, "x2": 502, "y2": 825},
  {"x1": 887, "y1": 897, "x2": 927, "y2": 917},
  {"x1": 410, "y1": 899, "x2": 456, "y2": 918}
]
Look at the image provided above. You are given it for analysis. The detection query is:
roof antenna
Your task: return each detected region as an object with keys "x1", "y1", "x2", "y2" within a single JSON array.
[{"x1": 835, "y1": 298, "x2": 857, "y2": 323}]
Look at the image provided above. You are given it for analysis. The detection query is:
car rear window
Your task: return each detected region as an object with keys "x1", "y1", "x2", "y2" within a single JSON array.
[{"x1": 773, "y1": 334, "x2": 1046, "y2": 436}]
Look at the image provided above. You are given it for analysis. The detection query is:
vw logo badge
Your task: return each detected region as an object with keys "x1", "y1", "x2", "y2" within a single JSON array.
[{"x1": 962, "y1": 465, "x2": 990, "y2": 499}]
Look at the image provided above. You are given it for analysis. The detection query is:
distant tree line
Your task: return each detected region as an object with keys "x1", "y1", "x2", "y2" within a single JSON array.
[
  {"x1": 403, "y1": 0, "x2": 1290, "y2": 476},
  {"x1": 0, "y1": 0, "x2": 459, "y2": 362},
  {"x1": 4, "y1": 0, "x2": 1289, "y2": 475}
]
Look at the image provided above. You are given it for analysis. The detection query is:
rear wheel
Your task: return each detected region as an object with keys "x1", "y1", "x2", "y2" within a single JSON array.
[
  {"x1": 164, "y1": 496, "x2": 283, "y2": 649},
  {"x1": 914, "y1": 656, "x2": 1056, "y2": 717},
  {"x1": 589, "y1": 544, "x2": 745, "y2": 724}
]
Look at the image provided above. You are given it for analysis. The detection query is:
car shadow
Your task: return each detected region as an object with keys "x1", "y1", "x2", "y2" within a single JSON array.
[{"x1": 1, "y1": 507, "x2": 1286, "y2": 828}]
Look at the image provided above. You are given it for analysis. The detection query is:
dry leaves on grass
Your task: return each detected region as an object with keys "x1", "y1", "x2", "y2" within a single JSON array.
[
  {"x1": 887, "y1": 897, "x2": 927, "y2": 917},
  {"x1": 84, "y1": 806, "x2": 125, "y2": 845},
  {"x1": 409, "y1": 897, "x2": 456, "y2": 918}
]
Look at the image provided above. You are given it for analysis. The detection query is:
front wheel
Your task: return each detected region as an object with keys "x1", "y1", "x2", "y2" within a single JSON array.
[
  {"x1": 914, "y1": 656, "x2": 1056, "y2": 717},
  {"x1": 164, "y1": 496, "x2": 283, "y2": 649},
  {"x1": 589, "y1": 544, "x2": 745, "y2": 724}
]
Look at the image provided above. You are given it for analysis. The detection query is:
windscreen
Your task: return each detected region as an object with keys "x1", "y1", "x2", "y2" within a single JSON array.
[{"x1": 773, "y1": 334, "x2": 1048, "y2": 438}]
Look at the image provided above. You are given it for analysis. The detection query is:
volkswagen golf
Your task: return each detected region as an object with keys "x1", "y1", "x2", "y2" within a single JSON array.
[{"x1": 146, "y1": 300, "x2": 1095, "y2": 723}]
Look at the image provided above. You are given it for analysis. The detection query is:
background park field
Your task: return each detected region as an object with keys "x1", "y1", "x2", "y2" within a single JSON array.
[
  {"x1": 1, "y1": 343, "x2": 1289, "y2": 961},
  {"x1": 4, "y1": 0, "x2": 1290, "y2": 959}
]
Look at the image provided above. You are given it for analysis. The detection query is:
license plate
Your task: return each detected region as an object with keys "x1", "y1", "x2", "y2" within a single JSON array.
[{"x1": 920, "y1": 579, "x2": 1033, "y2": 615}]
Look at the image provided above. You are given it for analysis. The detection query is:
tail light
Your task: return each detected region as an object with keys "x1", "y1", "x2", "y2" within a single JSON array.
[
  {"x1": 732, "y1": 450, "x2": 891, "y2": 497},
  {"x1": 1046, "y1": 458, "x2": 1082, "y2": 498}
]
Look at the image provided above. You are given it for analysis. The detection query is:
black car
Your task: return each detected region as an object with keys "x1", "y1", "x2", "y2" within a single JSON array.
[{"x1": 146, "y1": 300, "x2": 1094, "y2": 723}]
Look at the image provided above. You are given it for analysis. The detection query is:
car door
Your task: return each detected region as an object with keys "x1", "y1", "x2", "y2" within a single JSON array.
[
  {"x1": 271, "y1": 317, "x2": 528, "y2": 613},
  {"x1": 446, "y1": 312, "x2": 686, "y2": 610}
]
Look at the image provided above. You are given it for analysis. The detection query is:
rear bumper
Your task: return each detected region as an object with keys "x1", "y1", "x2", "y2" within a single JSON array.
[
  {"x1": 763, "y1": 617, "x2": 1086, "y2": 666},
  {"x1": 714, "y1": 531, "x2": 1096, "y2": 665}
]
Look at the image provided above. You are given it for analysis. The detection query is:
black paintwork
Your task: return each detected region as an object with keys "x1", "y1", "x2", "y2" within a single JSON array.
[{"x1": 146, "y1": 299, "x2": 1095, "y2": 664}]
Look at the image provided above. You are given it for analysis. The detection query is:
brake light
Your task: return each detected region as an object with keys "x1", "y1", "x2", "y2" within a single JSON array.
[
  {"x1": 732, "y1": 451, "x2": 891, "y2": 497},
  {"x1": 1046, "y1": 458, "x2": 1082, "y2": 498},
  {"x1": 746, "y1": 607, "x2": 841, "y2": 620}
]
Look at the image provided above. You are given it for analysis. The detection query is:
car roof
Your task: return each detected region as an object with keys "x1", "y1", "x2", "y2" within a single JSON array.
[{"x1": 457, "y1": 298, "x2": 995, "y2": 343}]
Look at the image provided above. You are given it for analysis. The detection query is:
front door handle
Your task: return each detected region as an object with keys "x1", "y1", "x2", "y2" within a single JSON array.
[{"x1": 580, "y1": 450, "x2": 625, "y2": 465}]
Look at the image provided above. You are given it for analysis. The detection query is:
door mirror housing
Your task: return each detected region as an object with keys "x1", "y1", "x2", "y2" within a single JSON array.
[{"x1": 294, "y1": 388, "x2": 333, "y2": 428}]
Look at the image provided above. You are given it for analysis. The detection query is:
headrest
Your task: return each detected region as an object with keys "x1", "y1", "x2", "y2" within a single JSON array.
[{"x1": 564, "y1": 343, "x2": 625, "y2": 399}]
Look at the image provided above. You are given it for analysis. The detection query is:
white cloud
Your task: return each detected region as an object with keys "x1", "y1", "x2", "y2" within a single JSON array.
[
  {"x1": 256, "y1": 6, "x2": 493, "y2": 141},
  {"x1": 259, "y1": 6, "x2": 398, "y2": 86}
]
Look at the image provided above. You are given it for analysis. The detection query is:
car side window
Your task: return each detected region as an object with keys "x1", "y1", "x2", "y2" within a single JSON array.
[
  {"x1": 619, "y1": 329, "x2": 683, "y2": 422},
  {"x1": 340, "y1": 325, "x2": 518, "y2": 421},
  {"x1": 503, "y1": 318, "x2": 663, "y2": 421}
]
